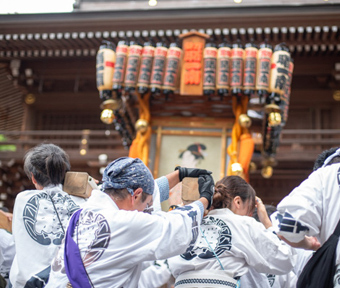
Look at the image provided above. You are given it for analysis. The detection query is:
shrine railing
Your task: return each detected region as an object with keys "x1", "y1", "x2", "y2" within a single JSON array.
[
  {"x1": 0, "y1": 130, "x2": 128, "y2": 161},
  {"x1": 1, "y1": 129, "x2": 339, "y2": 162},
  {"x1": 274, "y1": 129, "x2": 340, "y2": 161}
]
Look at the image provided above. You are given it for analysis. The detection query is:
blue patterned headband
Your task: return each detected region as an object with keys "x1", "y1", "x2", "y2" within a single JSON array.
[
  {"x1": 322, "y1": 148, "x2": 340, "y2": 168},
  {"x1": 101, "y1": 157, "x2": 154, "y2": 195}
]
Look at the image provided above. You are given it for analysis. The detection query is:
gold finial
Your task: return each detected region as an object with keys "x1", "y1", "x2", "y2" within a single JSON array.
[
  {"x1": 25, "y1": 94, "x2": 36, "y2": 105},
  {"x1": 249, "y1": 162, "x2": 257, "y2": 173},
  {"x1": 268, "y1": 112, "x2": 282, "y2": 127},
  {"x1": 100, "y1": 109, "x2": 115, "y2": 124},
  {"x1": 231, "y1": 162, "x2": 243, "y2": 176},
  {"x1": 135, "y1": 119, "x2": 149, "y2": 134},
  {"x1": 239, "y1": 114, "x2": 252, "y2": 128},
  {"x1": 261, "y1": 166, "x2": 273, "y2": 178}
]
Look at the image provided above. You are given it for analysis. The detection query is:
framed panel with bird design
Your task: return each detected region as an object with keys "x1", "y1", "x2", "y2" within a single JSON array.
[{"x1": 149, "y1": 117, "x2": 233, "y2": 209}]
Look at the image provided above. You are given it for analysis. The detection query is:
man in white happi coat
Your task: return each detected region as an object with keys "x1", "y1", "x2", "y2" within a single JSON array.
[
  {"x1": 4, "y1": 189, "x2": 86, "y2": 288},
  {"x1": 276, "y1": 147, "x2": 340, "y2": 287},
  {"x1": 46, "y1": 157, "x2": 214, "y2": 288},
  {"x1": 9, "y1": 143, "x2": 88, "y2": 288}
]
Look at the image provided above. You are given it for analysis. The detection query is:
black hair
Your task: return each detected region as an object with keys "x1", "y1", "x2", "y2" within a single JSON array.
[
  {"x1": 253, "y1": 204, "x2": 277, "y2": 222},
  {"x1": 24, "y1": 143, "x2": 70, "y2": 187},
  {"x1": 313, "y1": 147, "x2": 340, "y2": 171},
  {"x1": 0, "y1": 207, "x2": 9, "y2": 212}
]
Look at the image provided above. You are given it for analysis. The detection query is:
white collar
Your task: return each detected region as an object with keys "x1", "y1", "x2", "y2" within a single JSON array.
[
  {"x1": 87, "y1": 189, "x2": 119, "y2": 210},
  {"x1": 207, "y1": 208, "x2": 233, "y2": 216}
]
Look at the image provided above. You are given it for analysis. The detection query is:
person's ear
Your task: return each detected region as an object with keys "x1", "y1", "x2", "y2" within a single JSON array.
[
  {"x1": 31, "y1": 173, "x2": 38, "y2": 185},
  {"x1": 133, "y1": 188, "x2": 143, "y2": 200},
  {"x1": 31, "y1": 174, "x2": 43, "y2": 190},
  {"x1": 233, "y1": 196, "x2": 242, "y2": 209}
]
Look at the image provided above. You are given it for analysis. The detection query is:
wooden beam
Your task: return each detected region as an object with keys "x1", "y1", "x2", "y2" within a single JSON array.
[{"x1": 1, "y1": 5, "x2": 340, "y2": 36}]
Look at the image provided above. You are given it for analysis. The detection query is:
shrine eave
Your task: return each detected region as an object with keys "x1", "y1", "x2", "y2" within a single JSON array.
[{"x1": 1, "y1": 4, "x2": 340, "y2": 33}]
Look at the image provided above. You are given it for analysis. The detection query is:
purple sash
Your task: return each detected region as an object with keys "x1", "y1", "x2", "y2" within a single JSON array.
[{"x1": 64, "y1": 209, "x2": 92, "y2": 288}]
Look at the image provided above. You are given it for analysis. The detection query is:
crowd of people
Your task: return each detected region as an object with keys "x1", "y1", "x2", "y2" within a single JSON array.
[{"x1": 0, "y1": 143, "x2": 340, "y2": 288}]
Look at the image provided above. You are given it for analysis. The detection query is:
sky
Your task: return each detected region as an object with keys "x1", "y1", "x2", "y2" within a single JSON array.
[{"x1": 0, "y1": 0, "x2": 75, "y2": 14}]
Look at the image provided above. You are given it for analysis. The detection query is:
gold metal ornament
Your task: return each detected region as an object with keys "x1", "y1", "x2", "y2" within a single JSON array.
[
  {"x1": 261, "y1": 166, "x2": 273, "y2": 178},
  {"x1": 231, "y1": 162, "x2": 243, "y2": 176},
  {"x1": 264, "y1": 103, "x2": 281, "y2": 126},
  {"x1": 333, "y1": 90, "x2": 340, "y2": 101},
  {"x1": 100, "y1": 109, "x2": 115, "y2": 124},
  {"x1": 249, "y1": 162, "x2": 257, "y2": 173},
  {"x1": 135, "y1": 119, "x2": 149, "y2": 134},
  {"x1": 239, "y1": 114, "x2": 252, "y2": 128},
  {"x1": 268, "y1": 112, "x2": 282, "y2": 127},
  {"x1": 264, "y1": 103, "x2": 280, "y2": 113},
  {"x1": 79, "y1": 149, "x2": 87, "y2": 155},
  {"x1": 25, "y1": 94, "x2": 36, "y2": 105},
  {"x1": 100, "y1": 98, "x2": 122, "y2": 111}
]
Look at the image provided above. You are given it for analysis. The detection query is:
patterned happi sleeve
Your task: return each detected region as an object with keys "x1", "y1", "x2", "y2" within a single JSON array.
[{"x1": 276, "y1": 169, "x2": 324, "y2": 242}]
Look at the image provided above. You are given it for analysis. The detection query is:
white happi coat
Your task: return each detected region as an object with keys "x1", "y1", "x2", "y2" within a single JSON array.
[
  {"x1": 138, "y1": 260, "x2": 172, "y2": 288},
  {"x1": 270, "y1": 271, "x2": 297, "y2": 288},
  {"x1": 0, "y1": 229, "x2": 15, "y2": 287},
  {"x1": 46, "y1": 189, "x2": 203, "y2": 288},
  {"x1": 137, "y1": 177, "x2": 174, "y2": 288},
  {"x1": 292, "y1": 248, "x2": 313, "y2": 278},
  {"x1": 168, "y1": 208, "x2": 296, "y2": 280},
  {"x1": 276, "y1": 163, "x2": 340, "y2": 265},
  {"x1": 240, "y1": 261, "x2": 298, "y2": 288},
  {"x1": 240, "y1": 267, "x2": 272, "y2": 288},
  {"x1": 9, "y1": 185, "x2": 81, "y2": 288},
  {"x1": 0, "y1": 229, "x2": 15, "y2": 272}
]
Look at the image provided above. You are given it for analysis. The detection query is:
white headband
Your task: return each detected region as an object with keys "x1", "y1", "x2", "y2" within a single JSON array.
[{"x1": 322, "y1": 148, "x2": 340, "y2": 168}]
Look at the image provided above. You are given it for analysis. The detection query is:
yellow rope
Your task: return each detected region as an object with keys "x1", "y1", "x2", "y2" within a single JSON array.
[
  {"x1": 227, "y1": 96, "x2": 249, "y2": 176},
  {"x1": 129, "y1": 92, "x2": 152, "y2": 165}
]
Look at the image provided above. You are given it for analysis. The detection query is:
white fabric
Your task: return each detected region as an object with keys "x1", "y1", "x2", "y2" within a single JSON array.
[
  {"x1": 268, "y1": 271, "x2": 297, "y2": 288},
  {"x1": 139, "y1": 260, "x2": 172, "y2": 288},
  {"x1": 0, "y1": 229, "x2": 15, "y2": 274},
  {"x1": 240, "y1": 264, "x2": 298, "y2": 288},
  {"x1": 152, "y1": 180, "x2": 162, "y2": 212},
  {"x1": 175, "y1": 270, "x2": 238, "y2": 288},
  {"x1": 69, "y1": 195, "x2": 88, "y2": 207},
  {"x1": 46, "y1": 189, "x2": 203, "y2": 288},
  {"x1": 9, "y1": 185, "x2": 81, "y2": 288},
  {"x1": 241, "y1": 212, "x2": 299, "y2": 288},
  {"x1": 270, "y1": 212, "x2": 311, "y2": 286},
  {"x1": 137, "y1": 179, "x2": 171, "y2": 288},
  {"x1": 0, "y1": 229, "x2": 15, "y2": 288},
  {"x1": 292, "y1": 248, "x2": 313, "y2": 278},
  {"x1": 168, "y1": 208, "x2": 296, "y2": 280},
  {"x1": 240, "y1": 268, "x2": 271, "y2": 288},
  {"x1": 334, "y1": 264, "x2": 340, "y2": 287},
  {"x1": 276, "y1": 163, "x2": 340, "y2": 265}
]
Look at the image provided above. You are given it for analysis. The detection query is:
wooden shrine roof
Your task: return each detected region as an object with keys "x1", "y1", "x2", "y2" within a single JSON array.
[
  {"x1": 75, "y1": 0, "x2": 340, "y2": 10},
  {"x1": 1, "y1": 3, "x2": 340, "y2": 59}
]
